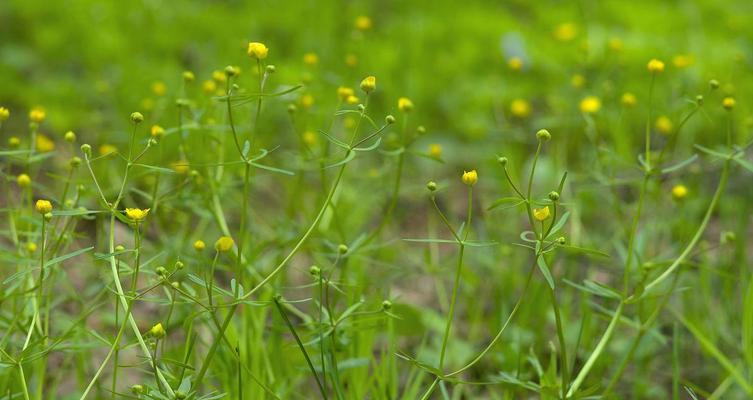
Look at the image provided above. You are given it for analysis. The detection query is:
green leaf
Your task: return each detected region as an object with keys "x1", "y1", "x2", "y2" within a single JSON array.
[
  {"x1": 734, "y1": 157, "x2": 753, "y2": 174},
  {"x1": 563, "y1": 279, "x2": 621, "y2": 299},
  {"x1": 488, "y1": 197, "x2": 524, "y2": 211},
  {"x1": 545, "y1": 211, "x2": 570, "y2": 239},
  {"x1": 536, "y1": 256, "x2": 555, "y2": 289},
  {"x1": 403, "y1": 238, "x2": 459, "y2": 245},
  {"x1": 44, "y1": 246, "x2": 94, "y2": 268},
  {"x1": 131, "y1": 163, "x2": 176, "y2": 174},
  {"x1": 249, "y1": 162, "x2": 294, "y2": 176},
  {"x1": 352, "y1": 137, "x2": 382, "y2": 152},
  {"x1": 559, "y1": 244, "x2": 609, "y2": 258},
  {"x1": 324, "y1": 151, "x2": 356, "y2": 169},
  {"x1": 694, "y1": 144, "x2": 731, "y2": 159},
  {"x1": 661, "y1": 154, "x2": 698, "y2": 174}
]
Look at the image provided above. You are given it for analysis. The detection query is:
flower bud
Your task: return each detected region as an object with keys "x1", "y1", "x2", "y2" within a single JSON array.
[
  {"x1": 548, "y1": 191, "x2": 560, "y2": 201},
  {"x1": 215, "y1": 236, "x2": 235, "y2": 252},
  {"x1": 709, "y1": 79, "x2": 720, "y2": 90},
  {"x1": 149, "y1": 322, "x2": 166, "y2": 339},
  {"x1": 115, "y1": 245, "x2": 126, "y2": 252},
  {"x1": 225, "y1": 65, "x2": 238, "y2": 77},
  {"x1": 35, "y1": 199, "x2": 53, "y2": 214},
  {"x1": 338, "y1": 244, "x2": 349, "y2": 254},
  {"x1": 156, "y1": 266, "x2": 167, "y2": 276},
  {"x1": 130, "y1": 112, "x2": 144, "y2": 124},
  {"x1": 182, "y1": 71, "x2": 195, "y2": 82},
  {"x1": 131, "y1": 384, "x2": 145, "y2": 395},
  {"x1": 385, "y1": 115, "x2": 396, "y2": 124},
  {"x1": 81, "y1": 143, "x2": 92, "y2": 157},
  {"x1": 17, "y1": 174, "x2": 31, "y2": 188},
  {"x1": 266, "y1": 65, "x2": 276, "y2": 74},
  {"x1": 287, "y1": 104, "x2": 298, "y2": 114},
  {"x1": 556, "y1": 237, "x2": 566, "y2": 245},
  {"x1": 536, "y1": 129, "x2": 551, "y2": 142},
  {"x1": 175, "y1": 260, "x2": 184, "y2": 270},
  {"x1": 723, "y1": 97, "x2": 735, "y2": 110},
  {"x1": 8, "y1": 136, "x2": 20, "y2": 148},
  {"x1": 64, "y1": 130, "x2": 76, "y2": 142},
  {"x1": 171, "y1": 282, "x2": 180, "y2": 290},
  {"x1": 69, "y1": 156, "x2": 81, "y2": 168},
  {"x1": 247, "y1": 42, "x2": 269, "y2": 60},
  {"x1": 309, "y1": 265, "x2": 321, "y2": 277},
  {"x1": 193, "y1": 240, "x2": 206, "y2": 251},
  {"x1": 360, "y1": 76, "x2": 376, "y2": 93},
  {"x1": 462, "y1": 170, "x2": 478, "y2": 186},
  {"x1": 647, "y1": 59, "x2": 665, "y2": 73},
  {"x1": 695, "y1": 95, "x2": 704, "y2": 105},
  {"x1": 498, "y1": 156, "x2": 508, "y2": 166},
  {"x1": 426, "y1": 181, "x2": 437, "y2": 191},
  {"x1": 382, "y1": 300, "x2": 392, "y2": 311}
]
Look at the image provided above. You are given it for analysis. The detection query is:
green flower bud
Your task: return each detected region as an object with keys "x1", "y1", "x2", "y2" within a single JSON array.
[
  {"x1": 536, "y1": 128, "x2": 551, "y2": 142},
  {"x1": 426, "y1": 181, "x2": 437, "y2": 191},
  {"x1": 130, "y1": 112, "x2": 144, "y2": 124}
]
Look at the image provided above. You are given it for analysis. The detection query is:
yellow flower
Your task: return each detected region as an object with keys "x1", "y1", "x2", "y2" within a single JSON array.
[
  {"x1": 337, "y1": 86, "x2": 355, "y2": 101},
  {"x1": 172, "y1": 161, "x2": 190, "y2": 174},
  {"x1": 302, "y1": 130, "x2": 318, "y2": 147},
  {"x1": 571, "y1": 74, "x2": 585, "y2": 88},
  {"x1": 36, "y1": 134, "x2": 55, "y2": 152},
  {"x1": 151, "y1": 81, "x2": 167, "y2": 96},
  {"x1": 621, "y1": 92, "x2": 637, "y2": 107},
  {"x1": 553, "y1": 22, "x2": 577, "y2": 42},
  {"x1": 215, "y1": 236, "x2": 235, "y2": 252},
  {"x1": 655, "y1": 116, "x2": 673, "y2": 135},
  {"x1": 672, "y1": 54, "x2": 693, "y2": 68},
  {"x1": 355, "y1": 15, "x2": 372, "y2": 30},
  {"x1": 212, "y1": 70, "x2": 227, "y2": 83},
  {"x1": 533, "y1": 206, "x2": 551, "y2": 221},
  {"x1": 202, "y1": 80, "x2": 217, "y2": 94},
  {"x1": 35, "y1": 199, "x2": 53, "y2": 214},
  {"x1": 149, "y1": 323, "x2": 166, "y2": 339},
  {"x1": 247, "y1": 42, "x2": 269, "y2": 59},
  {"x1": 360, "y1": 76, "x2": 376, "y2": 93},
  {"x1": 193, "y1": 240, "x2": 206, "y2": 251},
  {"x1": 303, "y1": 52, "x2": 319, "y2": 66},
  {"x1": 462, "y1": 170, "x2": 478, "y2": 186},
  {"x1": 398, "y1": 97, "x2": 414, "y2": 113},
  {"x1": 17, "y1": 174, "x2": 31, "y2": 188},
  {"x1": 0, "y1": 106, "x2": 9, "y2": 121},
  {"x1": 723, "y1": 97, "x2": 735, "y2": 110},
  {"x1": 510, "y1": 99, "x2": 531, "y2": 118},
  {"x1": 671, "y1": 184, "x2": 688, "y2": 200},
  {"x1": 99, "y1": 144, "x2": 118, "y2": 155},
  {"x1": 300, "y1": 94, "x2": 314, "y2": 109},
  {"x1": 26, "y1": 242, "x2": 37, "y2": 253},
  {"x1": 607, "y1": 37, "x2": 623, "y2": 52},
  {"x1": 507, "y1": 57, "x2": 523, "y2": 71},
  {"x1": 125, "y1": 208, "x2": 150, "y2": 222},
  {"x1": 346, "y1": 95, "x2": 360, "y2": 105},
  {"x1": 579, "y1": 96, "x2": 601, "y2": 114},
  {"x1": 151, "y1": 125, "x2": 165, "y2": 138},
  {"x1": 182, "y1": 71, "x2": 195, "y2": 82},
  {"x1": 429, "y1": 144, "x2": 442, "y2": 158},
  {"x1": 647, "y1": 59, "x2": 665, "y2": 73},
  {"x1": 29, "y1": 107, "x2": 46, "y2": 123}
]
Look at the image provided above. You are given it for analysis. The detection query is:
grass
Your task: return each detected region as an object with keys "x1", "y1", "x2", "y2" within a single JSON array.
[{"x1": 1, "y1": 0, "x2": 753, "y2": 399}]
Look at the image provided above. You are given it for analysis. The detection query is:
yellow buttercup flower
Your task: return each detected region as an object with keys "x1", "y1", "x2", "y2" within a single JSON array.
[
  {"x1": 553, "y1": 22, "x2": 577, "y2": 42},
  {"x1": 193, "y1": 240, "x2": 206, "y2": 251},
  {"x1": 247, "y1": 42, "x2": 269, "y2": 59},
  {"x1": 621, "y1": 92, "x2": 637, "y2": 107},
  {"x1": 508, "y1": 57, "x2": 523, "y2": 71},
  {"x1": 151, "y1": 125, "x2": 165, "y2": 138},
  {"x1": 0, "y1": 106, "x2": 9, "y2": 121},
  {"x1": 300, "y1": 94, "x2": 314, "y2": 109},
  {"x1": 149, "y1": 323, "x2": 166, "y2": 339},
  {"x1": 398, "y1": 97, "x2": 414, "y2": 113},
  {"x1": 17, "y1": 174, "x2": 31, "y2": 188},
  {"x1": 346, "y1": 95, "x2": 360, "y2": 105},
  {"x1": 302, "y1": 130, "x2": 318, "y2": 147},
  {"x1": 429, "y1": 144, "x2": 442, "y2": 158},
  {"x1": 722, "y1": 97, "x2": 735, "y2": 110},
  {"x1": 671, "y1": 184, "x2": 688, "y2": 200},
  {"x1": 360, "y1": 76, "x2": 376, "y2": 93},
  {"x1": 647, "y1": 59, "x2": 665, "y2": 73},
  {"x1": 655, "y1": 116, "x2": 673, "y2": 135},
  {"x1": 533, "y1": 206, "x2": 551, "y2": 221},
  {"x1": 215, "y1": 236, "x2": 235, "y2": 252},
  {"x1": 26, "y1": 242, "x2": 38, "y2": 253},
  {"x1": 337, "y1": 86, "x2": 355, "y2": 101},
  {"x1": 35, "y1": 199, "x2": 53, "y2": 214},
  {"x1": 172, "y1": 161, "x2": 190, "y2": 174},
  {"x1": 29, "y1": 107, "x2": 46, "y2": 123},
  {"x1": 99, "y1": 144, "x2": 118, "y2": 155},
  {"x1": 303, "y1": 52, "x2": 319, "y2": 66},
  {"x1": 212, "y1": 70, "x2": 227, "y2": 83},
  {"x1": 462, "y1": 170, "x2": 478, "y2": 186},
  {"x1": 510, "y1": 99, "x2": 531, "y2": 118},
  {"x1": 672, "y1": 54, "x2": 693, "y2": 68},
  {"x1": 35, "y1": 134, "x2": 55, "y2": 152},
  {"x1": 151, "y1": 81, "x2": 167, "y2": 96},
  {"x1": 579, "y1": 96, "x2": 601, "y2": 114},
  {"x1": 355, "y1": 15, "x2": 372, "y2": 30},
  {"x1": 125, "y1": 208, "x2": 150, "y2": 221},
  {"x1": 202, "y1": 80, "x2": 217, "y2": 94}
]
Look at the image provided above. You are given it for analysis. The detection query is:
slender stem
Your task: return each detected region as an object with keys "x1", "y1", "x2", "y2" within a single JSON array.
[
  {"x1": 548, "y1": 284, "x2": 569, "y2": 399},
  {"x1": 439, "y1": 244, "x2": 465, "y2": 371}
]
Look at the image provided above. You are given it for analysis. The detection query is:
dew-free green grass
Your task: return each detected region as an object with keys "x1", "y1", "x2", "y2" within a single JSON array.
[{"x1": 1, "y1": 1, "x2": 753, "y2": 399}]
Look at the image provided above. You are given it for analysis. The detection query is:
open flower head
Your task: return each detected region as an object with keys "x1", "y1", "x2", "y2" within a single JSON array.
[
  {"x1": 621, "y1": 92, "x2": 637, "y2": 107},
  {"x1": 36, "y1": 134, "x2": 55, "y2": 152},
  {"x1": 462, "y1": 170, "x2": 478, "y2": 186},
  {"x1": 655, "y1": 116, "x2": 673, "y2": 135},
  {"x1": 398, "y1": 97, "x2": 414, "y2": 113},
  {"x1": 35, "y1": 199, "x2": 53, "y2": 215},
  {"x1": 647, "y1": 59, "x2": 665, "y2": 73},
  {"x1": 723, "y1": 97, "x2": 735, "y2": 110},
  {"x1": 193, "y1": 240, "x2": 206, "y2": 251},
  {"x1": 510, "y1": 99, "x2": 531, "y2": 118},
  {"x1": 17, "y1": 173, "x2": 31, "y2": 188},
  {"x1": 337, "y1": 86, "x2": 354, "y2": 101},
  {"x1": 149, "y1": 323, "x2": 166, "y2": 339},
  {"x1": 247, "y1": 42, "x2": 269, "y2": 59},
  {"x1": 579, "y1": 96, "x2": 601, "y2": 114},
  {"x1": 672, "y1": 184, "x2": 688, "y2": 200},
  {"x1": 29, "y1": 107, "x2": 46, "y2": 123},
  {"x1": 215, "y1": 236, "x2": 235, "y2": 252},
  {"x1": 125, "y1": 208, "x2": 150, "y2": 222},
  {"x1": 533, "y1": 206, "x2": 551, "y2": 221},
  {"x1": 355, "y1": 15, "x2": 372, "y2": 30},
  {"x1": 429, "y1": 143, "x2": 442, "y2": 158},
  {"x1": 0, "y1": 107, "x2": 9, "y2": 121}
]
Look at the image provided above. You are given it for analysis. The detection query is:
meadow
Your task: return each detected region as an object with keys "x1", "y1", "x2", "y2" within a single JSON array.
[{"x1": 1, "y1": 0, "x2": 753, "y2": 398}]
